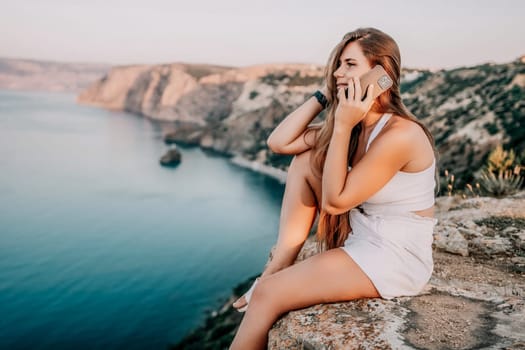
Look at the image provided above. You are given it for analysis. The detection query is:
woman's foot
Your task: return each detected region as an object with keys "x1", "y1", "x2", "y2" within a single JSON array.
[
  {"x1": 232, "y1": 261, "x2": 294, "y2": 311},
  {"x1": 232, "y1": 277, "x2": 260, "y2": 312}
]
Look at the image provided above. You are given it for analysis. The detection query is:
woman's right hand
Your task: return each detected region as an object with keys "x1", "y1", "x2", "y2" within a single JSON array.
[{"x1": 334, "y1": 77, "x2": 374, "y2": 129}]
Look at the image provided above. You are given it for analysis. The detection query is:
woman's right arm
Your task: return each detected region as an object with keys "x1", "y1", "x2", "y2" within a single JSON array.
[{"x1": 267, "y1": 86, "x2": 327, "y2": 155}]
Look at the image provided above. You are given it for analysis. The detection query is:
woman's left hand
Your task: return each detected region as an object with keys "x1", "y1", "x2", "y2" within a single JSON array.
[{"x1": 334, "y1": 77, "x2": 375, "y2": 128}]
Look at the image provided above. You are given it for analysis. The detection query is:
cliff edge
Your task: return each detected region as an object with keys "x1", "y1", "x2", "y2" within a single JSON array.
[{"x1": 172, "y1": 192, "x2": 525, "y2": 349}]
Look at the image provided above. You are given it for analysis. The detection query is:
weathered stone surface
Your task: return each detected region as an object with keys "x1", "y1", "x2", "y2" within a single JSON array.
[
  {"x1": 433, "y1": 192, "x2": 525, "y2": 261},
  {"x1": 434, "y1": 225, "x2": 470, "y2": 256}
]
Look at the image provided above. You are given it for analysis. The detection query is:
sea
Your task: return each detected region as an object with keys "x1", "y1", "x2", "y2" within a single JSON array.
[{"x1": 0, "y1": 89, "x2": 285, "y2": 349}]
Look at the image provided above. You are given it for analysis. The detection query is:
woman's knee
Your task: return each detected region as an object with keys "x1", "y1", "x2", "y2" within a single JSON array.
[
  {"x1": 290, "y1": 150, "x2": 320, "y2": 193},
  {"x1": 249, "y1": 278, "x2": 281, "y2": 312},
  {"x1": 289, "y1": 149, "x2": 313, "y2": 175},
  {"x1": 286, "y1": 150, "x2": 322, "y2": 204}
]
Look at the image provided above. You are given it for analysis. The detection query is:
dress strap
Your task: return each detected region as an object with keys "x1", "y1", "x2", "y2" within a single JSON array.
[{"x1": 365, "y1": 113, "x2": 392, "y2": 152}]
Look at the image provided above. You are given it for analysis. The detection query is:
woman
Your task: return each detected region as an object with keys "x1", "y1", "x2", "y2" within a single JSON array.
[{"x1": 229, "y1": 27, "x2": 440, "y2": 349}]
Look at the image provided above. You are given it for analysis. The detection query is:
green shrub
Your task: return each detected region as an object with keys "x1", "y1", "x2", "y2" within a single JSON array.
[
  {"x1": 475, "y1": 144, "x2": 524, "y2": 197},
  {"x1": 477, "y1": 168, "x2": 524, "y2": 197}
]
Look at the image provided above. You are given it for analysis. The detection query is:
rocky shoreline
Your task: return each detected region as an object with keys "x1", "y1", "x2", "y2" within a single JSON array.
[
  {"x1": 171, "y1": 191, "x2": 525, "y2": 350},
  {"x1": 229, "y1": 155, "x2": 288, "y2": 184}
]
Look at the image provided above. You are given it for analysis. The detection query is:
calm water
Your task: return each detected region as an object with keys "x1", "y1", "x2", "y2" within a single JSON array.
[{"x1": 0, "y1": 90, "x2": 285, "y2": 349}]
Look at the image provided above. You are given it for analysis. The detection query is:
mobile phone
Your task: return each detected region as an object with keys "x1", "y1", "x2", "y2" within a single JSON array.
[{"x1": 345, "y1": 65, "x2": 394, "y2": 101}]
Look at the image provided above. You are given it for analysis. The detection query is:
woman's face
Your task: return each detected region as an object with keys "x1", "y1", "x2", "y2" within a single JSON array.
[{"x1": 332, "y1": 41, "x2": 373, "y2": 91}]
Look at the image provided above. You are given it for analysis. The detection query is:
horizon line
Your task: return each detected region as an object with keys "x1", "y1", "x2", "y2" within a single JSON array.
[{"x1": 1, "y1": 54, "x2": 523, "y2": 73}]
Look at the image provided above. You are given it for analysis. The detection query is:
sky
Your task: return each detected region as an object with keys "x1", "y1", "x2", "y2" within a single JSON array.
[{"x1": 1, "y1": 0, "x2": 523, "y2": 70}]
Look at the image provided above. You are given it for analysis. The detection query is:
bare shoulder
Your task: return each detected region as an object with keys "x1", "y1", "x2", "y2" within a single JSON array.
[
  {"x1": 383, "y1": 114, "x2": 421, "y2": 136},
  {"x1": 372, "y1": 115, "x2": 419, "y2": 148},
  {"x1": 381, "y1": 114, "x2": 434, "y2": 170}
]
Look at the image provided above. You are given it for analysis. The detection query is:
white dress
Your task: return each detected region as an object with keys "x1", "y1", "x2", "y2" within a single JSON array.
[{"x1": 340, "y1": 113, "x2": 438, "y2": 300}]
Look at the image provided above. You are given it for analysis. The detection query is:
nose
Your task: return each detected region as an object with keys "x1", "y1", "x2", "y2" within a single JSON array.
[
  {"x1": 333, "y1": 65, "x2": 345, "y2": 79},
  {"x1": 333, "y1": 67, "x2": 342, "y2": 78}
]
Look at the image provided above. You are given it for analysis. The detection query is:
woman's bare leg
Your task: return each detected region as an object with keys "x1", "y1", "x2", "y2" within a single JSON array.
[
  {"x1": 233, "y1": 150, "x2": 322, "y2": 310},
  {"x1": 262, "y1": 150, "x2": 322, "y2": 276},
  {"x1": 229, "y1": 248, "x2": 381, "y2": 349}
]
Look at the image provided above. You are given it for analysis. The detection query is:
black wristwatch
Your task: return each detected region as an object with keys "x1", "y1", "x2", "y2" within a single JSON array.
[{"x1": 312, "y1": 90, "x2": 328, "y2": 109}]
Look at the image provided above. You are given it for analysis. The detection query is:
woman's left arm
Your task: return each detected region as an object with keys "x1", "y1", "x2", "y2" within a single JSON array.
[
  {"x1": 321, "y1": 123, "x2": 414, "y2": 215},
  {"x1": 321, "y1": 122, "x2": 354, "y2": 212}
]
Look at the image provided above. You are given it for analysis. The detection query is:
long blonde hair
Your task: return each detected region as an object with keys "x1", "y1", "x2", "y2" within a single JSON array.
[{"x1": 303, "y1": 27, "x2": 440, "y2": 252}]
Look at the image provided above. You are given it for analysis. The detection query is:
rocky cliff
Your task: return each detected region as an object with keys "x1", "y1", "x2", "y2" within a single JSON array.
[
  {"x1": 77, "y1": 58, "x2": 525, "y2": 189},
  {"x1": 171, "y1": 192, "x2": 525, "y2": 350},
  {"x1": 0, "y1": 57, "x2": 110, "y2": 92}
]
